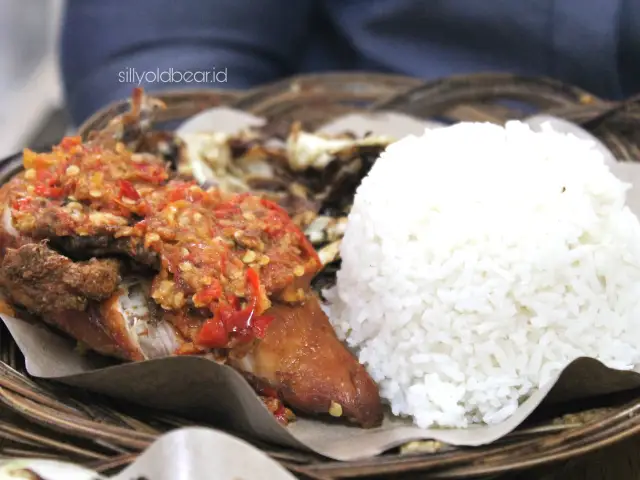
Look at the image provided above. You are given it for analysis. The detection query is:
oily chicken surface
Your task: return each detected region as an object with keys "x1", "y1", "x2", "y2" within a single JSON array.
[{"x1": 234, "y1": 294, "x2": 383, "y2": 428}]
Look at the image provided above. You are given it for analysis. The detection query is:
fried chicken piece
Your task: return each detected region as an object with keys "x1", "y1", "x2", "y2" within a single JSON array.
[
  {"x1": 44, "y1": 280, "x2": 184, "y2": 362},
  {"x1": 0, "y1": 242, "x2": 121, "y2": 315},
  {"x1": 0, "y1": 244, "x2": 182, "y2": 361},
  {"x1": 50, "y1": 235, "x2": 160, "y2": 268},
  {"x1": 0, "y1": 103, "x2": 385, "y2": 427},
  {"x1": 231, "y1": 294, "x2": 383, "y2": 428}
]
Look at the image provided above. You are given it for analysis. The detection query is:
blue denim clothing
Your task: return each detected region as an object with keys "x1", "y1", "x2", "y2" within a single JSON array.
[{"x1": 61, "y1": 0, "x2": 640, "y2": 125}]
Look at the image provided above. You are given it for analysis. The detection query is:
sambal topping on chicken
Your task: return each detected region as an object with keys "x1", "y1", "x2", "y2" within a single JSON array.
[
  {"x1": 8, "y1": 137, "x2": 169, "y2": 238},
  {"x1": 128, "y1": 183, "x2": 322, "y2": 349},
  {"x1": 6, "y1": 136, "x2": 322, "y2": 350}
]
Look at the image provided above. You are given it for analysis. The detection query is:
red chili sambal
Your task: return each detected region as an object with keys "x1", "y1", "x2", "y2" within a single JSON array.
[
  {"x1": 9, "y1": 140, "x2": 168, "y2": 238},
  {"x1": 7, "y1": 136, "x2": 322, "y2": 349},
  {"x1": 137, "y1": 182, "x2": 321, "y2": 348}
]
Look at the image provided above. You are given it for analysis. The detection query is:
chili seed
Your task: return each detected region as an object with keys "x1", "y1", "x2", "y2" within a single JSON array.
[
  {"x1": 173, "y1": 292, "x2": 185, "y2": 307},
  {"x1": 146, "y1": 232, "x2": 160, "y2": 244},
  {"x1": 179, "y1": 262, "x2": 194, "y2": 272},
  {"x1": 70, "y1": 210, "x2": 84, "y2": 221},
  {"x1": 65, "y1": 165, "x2": 80, "y2": 176},
  {"x1": 158, "y1": 280, "x2": 173, "y2": 295},
  {"x1": 329, "y1": 401, "x2": 343, "y2": 417},
  {"x1": 242, "y1": 250, "x2": 257, "y2": 263}
]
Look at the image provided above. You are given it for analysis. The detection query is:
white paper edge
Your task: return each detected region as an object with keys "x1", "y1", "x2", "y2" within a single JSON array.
[
  {"x1": 176, "y1": 107, "x2": 266, "y2": 136},
  {"x1": 0, "y1": 428, "x2": 296, "y2": 480},
  {"x1": 0, "y1": 459, "x2": 101, "y2": 480},
  {"x1": 114, "y1": 427, "x2": 297, "y2": 480}
]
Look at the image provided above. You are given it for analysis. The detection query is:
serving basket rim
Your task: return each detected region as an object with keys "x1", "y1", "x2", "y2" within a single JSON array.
[{"x1": 2, "y1": 71, "x2": 640, "y2": 479}]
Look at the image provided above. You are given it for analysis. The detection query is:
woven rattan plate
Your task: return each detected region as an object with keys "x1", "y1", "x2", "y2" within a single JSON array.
[{"x1": 2, "y1": 72, "x2": 640, "y2": 479}]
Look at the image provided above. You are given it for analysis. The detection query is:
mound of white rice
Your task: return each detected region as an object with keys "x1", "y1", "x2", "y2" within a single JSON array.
[{"x1": 325, "y1": 121, "x2": 640, "y2": 429}]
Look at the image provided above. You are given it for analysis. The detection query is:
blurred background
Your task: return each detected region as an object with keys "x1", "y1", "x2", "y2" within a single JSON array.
[{"x1": 0, "y1": 0, "x2": 67, "y2": 159}]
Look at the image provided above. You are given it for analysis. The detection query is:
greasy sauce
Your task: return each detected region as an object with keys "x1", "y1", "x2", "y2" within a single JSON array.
[{"x1": 8, "y1": 138, "x2": 321, "y2": 349}]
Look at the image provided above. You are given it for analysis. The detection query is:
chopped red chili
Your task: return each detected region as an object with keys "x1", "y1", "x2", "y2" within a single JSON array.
[
  {"x1": 36, "y1": 169, "x2": 56, "y2": 185},
  {"x1": 119, "y1": 180, "x2": 140, "y2": 200},
  {"x1": 273, "y1": 403, "x2": 289, "y2": 424},
  {"x1": 9, "y1": 135, "x2": 321, "y2": 350},
  {"x1": 60, "y1": 136, "x2": 82, "y2": 151},
  {"x1": 196, "y1": 317, "x2": 229, "y2": 348},
  {"x1": 34, "y1": 185, "x2": 64, "y2": 199},
  {"x1": 192, "y1": 282, "x2": 222, "y2": 307}
]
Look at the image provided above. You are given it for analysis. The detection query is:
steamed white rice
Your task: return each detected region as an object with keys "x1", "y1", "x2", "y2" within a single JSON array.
[{"x1": 325, "y1": 121, "x2": 640, "y2": 429}]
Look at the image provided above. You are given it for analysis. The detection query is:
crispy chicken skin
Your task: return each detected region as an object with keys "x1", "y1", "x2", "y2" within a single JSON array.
[
  {"x1": 0, "y1": 242, "x2": 142, "y2": 361},
  {"x1": 44, "y1": 306, "x2": 142, "y2": 361},
  {"x1": 233, "y1": 294, "x2": 383, "y2": 428},
  {"x1": 0, "y1": 242, "x2": 121, "y2": 315}
]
